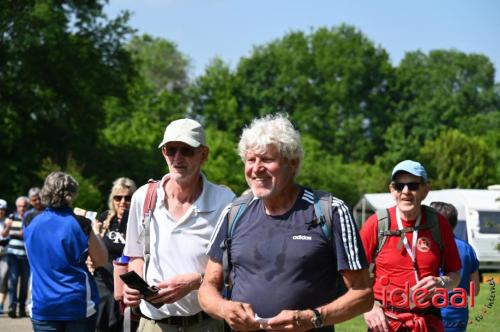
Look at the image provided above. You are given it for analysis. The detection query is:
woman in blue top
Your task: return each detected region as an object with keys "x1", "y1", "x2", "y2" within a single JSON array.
[{"x1": 24, "y1": 171, "x2": 108, "y2": 332}]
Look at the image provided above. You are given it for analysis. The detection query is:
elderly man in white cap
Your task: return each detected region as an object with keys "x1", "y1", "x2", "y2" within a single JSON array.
[
  {"x1": 123, "y1": 118, "x2": 235, "y2": 332},
  {"x1": 360, "y1": 160, "x2": 462, "y2": 332}
]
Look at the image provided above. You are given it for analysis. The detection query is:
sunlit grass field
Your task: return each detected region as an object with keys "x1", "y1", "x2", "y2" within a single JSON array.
[{"x1": 335, "y1": 279, "x2": 499, "y2": 331}]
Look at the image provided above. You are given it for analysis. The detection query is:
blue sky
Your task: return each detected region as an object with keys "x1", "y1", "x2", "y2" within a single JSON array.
[{"x1": 105, "y1": 0, "x2": 500, "y2": 82}]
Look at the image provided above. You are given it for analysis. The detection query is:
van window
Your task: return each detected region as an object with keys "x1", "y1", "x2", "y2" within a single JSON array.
[
  {"x1": 454, "y1": 220, "x2": 468, "y2": 241},
  {"x1": 478, "y1": 211, "x2": 500, "y2": 234}
]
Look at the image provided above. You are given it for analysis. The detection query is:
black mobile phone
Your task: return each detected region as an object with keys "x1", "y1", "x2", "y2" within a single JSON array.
[{"x1": 119, "y1": 271, "x2": 162, "y2": 308}]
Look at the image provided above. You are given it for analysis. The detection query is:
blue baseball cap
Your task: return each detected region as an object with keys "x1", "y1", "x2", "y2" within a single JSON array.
[{"x1": 391, "y1": 160, "x2": 428, "y2": 182}]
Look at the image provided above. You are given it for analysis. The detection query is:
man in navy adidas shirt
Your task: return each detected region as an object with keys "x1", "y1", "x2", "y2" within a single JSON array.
[{"x1": 199, "y1": 114, "x2": 373, "y2": 331}]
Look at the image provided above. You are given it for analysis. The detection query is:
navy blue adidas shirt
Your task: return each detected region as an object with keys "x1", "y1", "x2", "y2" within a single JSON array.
[{"x1": 208, "y1": 187, "x2": 368, "y2": 318}]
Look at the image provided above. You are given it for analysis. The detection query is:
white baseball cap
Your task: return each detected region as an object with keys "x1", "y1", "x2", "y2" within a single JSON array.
[
  {"x1": 158, "y1": 118, "x2": 206, "y2": 148},
  {"x1": 0, "y1": 199, "x2": 7, "y2": 210}
]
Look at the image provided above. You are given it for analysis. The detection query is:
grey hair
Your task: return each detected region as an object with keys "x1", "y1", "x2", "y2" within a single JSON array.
[
  {"x1": 238, "y1": 113, "x2": 304, "y2": 174},
  {"x1": 40, "y1": 172, "x2": 79, "y2": 208},
  {"x1": 107, "y1": 177, "x2": 137, "y2": 212},
  {"x1": 15, "y1": 196, "x2": 29, "y2": 206},
  {"x1": 28, "y1": 187, "x2": 40, "y2": 198}
]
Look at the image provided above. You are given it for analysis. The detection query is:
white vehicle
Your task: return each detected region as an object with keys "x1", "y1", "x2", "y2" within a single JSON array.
[{"x1": 353, "y1": 188, "x2": 500, "y2": 270}]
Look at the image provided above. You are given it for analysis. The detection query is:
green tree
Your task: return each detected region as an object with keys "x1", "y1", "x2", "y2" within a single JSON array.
[
  {"x1": 202, "y1": 128, "x2": 246, "y2": 194},
  {"x1": 192, "y1": 25, "x2": 395, "y2": 162},
  {"x1": 36, "y1": 157, "x2": 103, "y2": 211},
  {"x1": 0, "y1": 0, "x2": 134, "y2": 202},
  {"x1": 298, "y1": 135, "x2": 387, "y2": 206},
  {"x1": 96, "y1": 34, "x2": 192, "y2": 188},
  {"x1": 126, "y1": 34, "x2": 190, "y2": 94},
  {"x1": 419, "y1": 129, "x2": 495, "y2": 189},
  {"x1": 393, "y1": 50, "x2": 498, "y2": 144},
  {"x1": 190, "y1": 58, "x2": 244, "y2": 132}
]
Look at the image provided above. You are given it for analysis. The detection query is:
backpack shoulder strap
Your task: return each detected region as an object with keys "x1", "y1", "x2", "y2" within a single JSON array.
[
  {"x1": 312, "y1": 190, "x2": 333, "y2": 240},
  {"x1": 142, "y1": 179, "x2": 159, "y2": 279},
  {"x1": 227, "y1": 194, "x2": 254, "y2": 237},
  {"x1": 375, "y1": 209, "x2": 390, "y2": 257},
  {"x1": 423, "y1": 205, "x2": 443, "y2": 268},
  {"x1": 369, "y1": 209, "x2": 390, "y2": 273},
  {"x1": 221, "y1": 193, "x2": 254, "y2": 298}
]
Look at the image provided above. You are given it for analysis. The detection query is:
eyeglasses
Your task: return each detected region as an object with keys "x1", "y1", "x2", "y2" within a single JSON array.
[
  {"x1": 392, "y1": 182, "x2": 421, "y2": 192},
  {"x1": 163, "y1": 146, "x2": 197, "y2": 157},
  {"x1": 113, "y1": 195, "x2": 132, "y2": 202}
]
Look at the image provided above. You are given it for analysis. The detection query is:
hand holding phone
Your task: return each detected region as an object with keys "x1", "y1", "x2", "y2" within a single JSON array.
[{"x1": 120, "y1": 271, "x2": 162, "y2": 308}]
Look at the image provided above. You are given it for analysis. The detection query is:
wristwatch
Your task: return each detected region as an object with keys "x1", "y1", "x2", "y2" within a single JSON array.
[
  {"x1": 199, "y1": 272, "x2": 205, "y2": 285},
  {"x1": 310, "y1": 308, "x2": 323, "y2": 328},
  {"x1": 438, "y1": 276, "x2": 448, "y2": 289}
]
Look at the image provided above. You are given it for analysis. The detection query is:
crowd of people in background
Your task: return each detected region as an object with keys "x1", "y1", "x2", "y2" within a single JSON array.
[{"x1": 0, "y1": 114, "x2": 482, "y2": 332}]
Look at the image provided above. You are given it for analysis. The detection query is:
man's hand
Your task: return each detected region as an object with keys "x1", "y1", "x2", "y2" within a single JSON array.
[
  {"x1": 264, "y1": 309, "x2": 312, "y2": 331},
  {"x1": 86, "y1": 257, "x2": 95, "y2": 274},
  {"x1": 147, "y1": 273, "x2": 200, "y2": 304},
  {"x1": 363, "y1": 303, "x2": 389, "y2": 332},
  {"x1": 220, "y1": 300, "x2": 260, "y2": 331},
  {"x1": 411, "y1": 275, "x2": 443, "y2": 301},
  {"x1": 122, "y1": 283, "x2": 143, "y2": 307}
]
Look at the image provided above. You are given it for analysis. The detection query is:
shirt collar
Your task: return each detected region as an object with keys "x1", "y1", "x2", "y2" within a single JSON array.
[{"x1": 158, "y1": 172, "x2": 217, "y2": 213}]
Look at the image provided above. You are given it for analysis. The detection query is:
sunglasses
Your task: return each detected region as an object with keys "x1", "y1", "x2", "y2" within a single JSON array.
[
  {"x1": 113, "y1": 195, "x2": 132, "y2": 202},
  {"x1": 392, "y1": 182, "x2": 421, "y2": 192},
  {"x1": 163, "y1": 146, "x2": 197, "y2": 157}
]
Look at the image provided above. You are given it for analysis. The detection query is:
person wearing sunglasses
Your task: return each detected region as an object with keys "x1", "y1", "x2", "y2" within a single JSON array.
[
  {"x1": 123, "y1": 118, "x2": 235, "y2": 332},
  {"x1": 360, "y1": 160, "x2": 462, "y2": 332},
  {"x1": 91, "y1": 177, "x2": 136, "y2": 332}
]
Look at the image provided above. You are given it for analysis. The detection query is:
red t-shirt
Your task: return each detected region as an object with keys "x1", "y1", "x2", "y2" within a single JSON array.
[{"x1": 360, "y1": 206, "x2": 461, "y2": 307}]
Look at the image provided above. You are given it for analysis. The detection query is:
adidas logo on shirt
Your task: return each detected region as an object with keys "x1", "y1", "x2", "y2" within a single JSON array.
[{"x1": 292, "y1": 235, "x2": 312, "y2": 240}]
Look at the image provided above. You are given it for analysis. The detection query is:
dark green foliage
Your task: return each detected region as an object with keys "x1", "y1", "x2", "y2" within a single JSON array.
[
  {"x1": 1, "y1": 8, "x2": 499, "y2": 210},
  {"x1": 419, "y1": 129, "x2": 496, "y2": 189},
  {"x1": 0, "y1": 0, "x2": 134, "y2": 206}
]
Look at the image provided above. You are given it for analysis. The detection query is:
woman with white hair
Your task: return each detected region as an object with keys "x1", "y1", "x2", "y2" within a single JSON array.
[
  {"x1": 24, "y1": 171, "x2": 107, "y2": 331},
  {"x1": 92, "y1": 177, "x2": 136, "y2": 332}
]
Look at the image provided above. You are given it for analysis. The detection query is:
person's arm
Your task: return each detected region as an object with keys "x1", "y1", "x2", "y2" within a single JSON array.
[
  {"x1": 147, "y1": 272, "x2": 203, "y2": 305},
  {"x1": 1, "y1": 218, "x2": 12, "y2": 237},
  {"x1": 312, "y1": 269, "x2": 374, "y2": 325},
  {"x1": 88, "y1": 230, "x2": 108, "y2": 267},
  {"x1": 122, "y1": 257, "x2": 145, "y2": 307},
  {"x1": 198, "y1": 258, "x2": 260, "y2": 331},
  {"x1": 266, "y1": 268, "x2": 373, "y2": 331},
  {"x1": 471, "y1": 271, "x2": 480, "y2": 296}
]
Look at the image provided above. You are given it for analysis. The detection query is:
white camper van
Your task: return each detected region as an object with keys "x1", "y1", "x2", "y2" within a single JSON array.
[{"x1": 353, "y1": 188, "x2": 500, "y2": 270}]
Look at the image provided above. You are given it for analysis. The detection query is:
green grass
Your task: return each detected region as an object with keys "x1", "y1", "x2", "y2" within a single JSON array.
[{"x1": 335, "y1": 281, "x2": 499, "y2": 331}]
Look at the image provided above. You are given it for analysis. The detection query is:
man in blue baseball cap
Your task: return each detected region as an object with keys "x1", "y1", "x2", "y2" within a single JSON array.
[{"x1": 360, "y1": 160, "x2": 462, "y2": 332}]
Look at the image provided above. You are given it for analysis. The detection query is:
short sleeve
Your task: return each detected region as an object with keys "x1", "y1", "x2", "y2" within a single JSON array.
[
  {"x1": 438, "y1": 216, "x2": 462, "y2": 274},
  {"x1": 359, "y1": 213, "x2": 379, "y2": 264},
  {"x1": 206, "y1": 205, "x2": 231, "y2": 262},
  {"x1": 331, "y1": 199, "x2": 368, "y2": 271},
  {"x1": 123, "y1": 186, "x2": 146, "y2": 258},
  {"x1": 469, "y1": 245, "x2": 480, "y2": 272}
]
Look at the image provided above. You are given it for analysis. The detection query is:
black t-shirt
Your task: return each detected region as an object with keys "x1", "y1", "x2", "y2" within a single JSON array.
[
  {"x1": 208, "y1": 187, "x2": 368, "y2": 318},
  {"x1": 97, "y1": 210, "x2": 128, "y2": 263}
]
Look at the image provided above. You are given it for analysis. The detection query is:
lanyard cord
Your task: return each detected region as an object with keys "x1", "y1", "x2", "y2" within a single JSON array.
[{"x1": 396, "y1": 208, "x2": 421, "y2": 283}]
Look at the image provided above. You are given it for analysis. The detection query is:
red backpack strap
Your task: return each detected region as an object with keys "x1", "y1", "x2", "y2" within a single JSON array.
[
  {"x1": 143, "y1": 179, "x2": 159, "y2": 218},
  {"x1": 142, "y1": 179, "x2": 159, "y2": 279}
]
